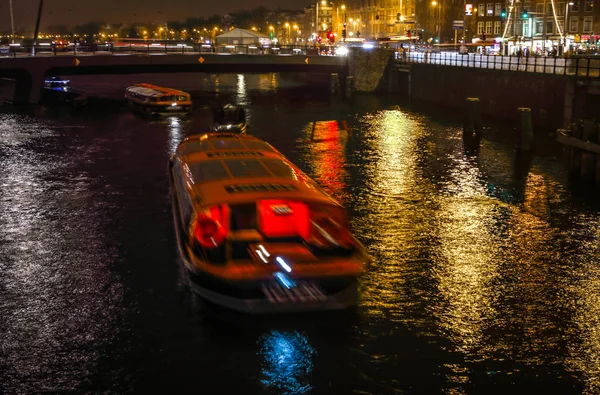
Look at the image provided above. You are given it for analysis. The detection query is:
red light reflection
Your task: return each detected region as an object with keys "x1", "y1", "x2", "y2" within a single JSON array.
[{"x1": 308, "y1": 120, "x2": 347, "y2": 203}]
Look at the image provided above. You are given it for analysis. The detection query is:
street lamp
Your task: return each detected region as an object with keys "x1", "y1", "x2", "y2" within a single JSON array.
[
  {"x1": 564, "y1": 1, "x2": 574, "y2": 34},
  {"x1": 9, "y1": 0, "x2": 15, "y2": 43},
  {"x1": 431, "y1": 0, "x2": 440, "y2": 43},
  {"x1": 33, "y1": 0, "x2": 44, "y2": 55},
  {"x1": 336, "y1": 4, "x2": 346, "y2": 39}
]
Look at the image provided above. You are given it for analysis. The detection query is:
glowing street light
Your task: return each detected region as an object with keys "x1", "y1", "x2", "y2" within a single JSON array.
[{"x1": 431, "y1": 0, "x2": 440, "y2": 43}]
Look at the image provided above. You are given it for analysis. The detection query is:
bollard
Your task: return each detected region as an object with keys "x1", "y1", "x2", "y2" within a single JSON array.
[
  {"x1": 330, "y1": 73, "x2": 339, "y2": 96},
  {"x1": 463, "y1": 97, "x2": 483, "y2": 135},
  {"x1": 516, "y1": 107, "x2": 533, "y2": 151},
  {"x1": 569, "y1": 121, "x2": 582, "y2": 177},
  {"x1": 345, "y1": 76, "x2": 354, "y2": 100}
]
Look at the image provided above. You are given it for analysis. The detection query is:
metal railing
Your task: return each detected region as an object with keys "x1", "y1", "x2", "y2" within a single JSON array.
[{"x1": 395, "y1": 51, "x2": 600, "y2": 78}]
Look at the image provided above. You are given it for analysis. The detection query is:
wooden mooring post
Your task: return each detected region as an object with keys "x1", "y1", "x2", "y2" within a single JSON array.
[
  {"x1": 345, "y1": 76, "x2": 355, "y2": 100},
  {"x1": 463, "y1": 97, "x2": 483, "y2": 135},
  {"x1": 516, "y1": 108, "x2": 533, "y2": 152},
  {"x1": 463, "y1": 98, "x2": 483, "y2": 155},
  {"x1": 330, "y1": 73, "x2": 340, "y2": 97},
  {"x1": 556, "y1": 120, "x2": 600, "y2": 185}
]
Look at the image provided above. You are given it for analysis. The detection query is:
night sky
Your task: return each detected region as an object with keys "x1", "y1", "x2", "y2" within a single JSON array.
[{"x1": 1, "y1": 0, "x2": 314, "y2": 32}]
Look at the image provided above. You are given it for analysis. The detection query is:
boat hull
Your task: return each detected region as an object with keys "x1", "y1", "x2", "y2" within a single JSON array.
[{"x1": 184, "y1": 265, "x2": 359, "y2": 314}]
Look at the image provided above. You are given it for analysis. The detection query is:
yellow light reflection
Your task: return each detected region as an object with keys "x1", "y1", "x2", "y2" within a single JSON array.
[
  {"x1": 236, "y1": 74, "x2": 248, "y2": 107},
  {"x1": 358, "y1": 109, "x2": 429, "y2": 315}
]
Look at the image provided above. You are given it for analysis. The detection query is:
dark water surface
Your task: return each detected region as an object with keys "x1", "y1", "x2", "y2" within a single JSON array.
[{"x1": 1, "y1": 73, "x2": 600, "y2": 394}]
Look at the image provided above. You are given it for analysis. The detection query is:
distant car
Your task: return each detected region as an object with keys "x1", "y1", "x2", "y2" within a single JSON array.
[{"x1": 52, "y1": 40, "x2": 69, "y2": 52}]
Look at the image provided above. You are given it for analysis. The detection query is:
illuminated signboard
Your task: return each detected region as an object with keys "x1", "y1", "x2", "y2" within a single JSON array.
[
  {"x1": 271, "y1": 204, "x2": 293, "y2": 215},
  {"x1": 465, "y1": 4, "x2": 473, "y2": 15}
]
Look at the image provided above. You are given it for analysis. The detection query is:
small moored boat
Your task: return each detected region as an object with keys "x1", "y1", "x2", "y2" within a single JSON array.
[
  {"x1": 168, "y1": 133, "x2": 370, "y2": 313},
  {"x1": 43, "y1": 77, "x2": 88, "y2": 107},
  {"x1": 44, "y1": 76, "x2": 71, "y2": 91},
  {"x1": 125, "y1": 83, "x2": 192, "y2": 115},
  {"x1": 212, "y1": 103, "x2": 247, "y2": 134}
]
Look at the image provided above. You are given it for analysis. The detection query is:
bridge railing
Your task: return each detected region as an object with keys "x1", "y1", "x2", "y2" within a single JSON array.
[
  {"x1": 395, "y1": 51, "x2": 600, "y2": 78},
  {"x1": 0, "y1": 43, "x2": 331, "y2": 57}
]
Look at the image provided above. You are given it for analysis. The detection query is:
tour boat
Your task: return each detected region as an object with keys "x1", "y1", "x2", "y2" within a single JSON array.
[
  {"x1": 168, "y1": 133, "x2": 370, "y2": 313},
  {"x1": 43, "y1": 77, "x2": 88, "y2": 107},
  {"x1": 211, "y1": 103, "x2": 248, "y2": 134},
  {"x1": 124, "y1": 83, "x2": 192, "y2": 115},
  {"x1": 44, "y1": 76, "x2": 71, "y2": 91}
]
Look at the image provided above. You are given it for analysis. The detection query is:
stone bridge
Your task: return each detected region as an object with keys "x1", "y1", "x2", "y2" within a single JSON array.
[{"x1": 0, "y1": 53, "x2": 352, "y2": 104}]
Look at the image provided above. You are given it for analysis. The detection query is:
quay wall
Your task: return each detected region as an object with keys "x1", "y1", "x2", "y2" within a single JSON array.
[
  {"x1": 348, "y1": 49, "x2": 598, "y2": 130},
  {"x1": 398, "y1": 63, "x2": 569, "y2": 130}
]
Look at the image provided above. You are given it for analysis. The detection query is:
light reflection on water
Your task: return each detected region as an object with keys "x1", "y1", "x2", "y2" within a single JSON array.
[
  {"x1": 166, "y1": 116, "x2": 184, "y2": 156},
  {"x1": 0, "y1": 113, "x2": 125, "y2": 392},
  {"x1": 299, "y1": 120, "x2": 348, "y2": 203},
  {"x1": 259, "y1": 330, "x2": 315, "y2": 395},
  {"x1": 1, "y1": 76, "x2": 600, "y2": 394}
]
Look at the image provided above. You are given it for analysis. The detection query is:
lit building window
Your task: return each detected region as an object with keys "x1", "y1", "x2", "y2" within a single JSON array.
[
  {"x1": 569, "y1": 16, "x2": 578, "y2": 31},
  {"x1": 583, "y1": 16, "x2": 593, "y2": 32},
  {"x1": 535, "y1": 20, "x2": 543, "y2": 34},
  {"x1": 487, "y1": 3, "x2": 494, "y2": 15},
  {"x1": 494, "y1": 21, "x2": 501, "y2": 34},
  {"x1": 477, "y1": 21, "x2": 485, "y2": 34},
  {"x1": 478, "y1": 3, "x2": 485, "y2": 16},
  {"x1": 584, "y1": 0, "x2": 593, "y2": 12},
  {"x1": 571, "y1": 0, "x2": 580, "y2": 11},
  {"x1": 485, "y1": 21, "x2": 492, "y2": 33},
  {"x1": 494, "y1": 3, "x2": 502, "y2": 16},
  {"x1": 515, "y1": 20, "x2": 523, "y2": 35},
  {"x1": 536, "y1": 3, "x2": 544, "y2": 13}
]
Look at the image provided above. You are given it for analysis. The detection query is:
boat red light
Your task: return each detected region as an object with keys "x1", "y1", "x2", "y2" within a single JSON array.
[
  {"x1": 193, "y1": 205, "x2": 229, "y2": 248},
  {"x1": 259, "y1": 200, "x2": 310, "y2": 240}
]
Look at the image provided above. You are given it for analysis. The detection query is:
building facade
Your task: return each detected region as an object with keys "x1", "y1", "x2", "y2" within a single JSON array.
[{"x1": 473, "y1": 0, "x2": 598, "y2": 54}]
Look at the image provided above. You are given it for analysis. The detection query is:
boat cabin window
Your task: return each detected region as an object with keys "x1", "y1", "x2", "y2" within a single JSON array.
[
  {"x1": 177, "y1": 140, "x2": 215, "y2": 156},
  {"x1": 173, "y1": 159, "x2": 194, "y2": 225},
  {"x1": 242, "y1": 141, "x2": 275, "y2": 152},
  {"x1": 185, "y1": 158, "x2": 299, "y2": 184},
  {"x1": 161, "y1": 94, "x2": 188, "y2": 102},
  {"x1": 230, "y1": 203, "x2": 257, "y2": 230},
  {"x1": 177, "y1": 138, "x2": 274, "y2": 156},
  {"x1": 261, "y1": 159, "x2": 296, "y2": 178},
  {"x1": 187, "y1": 161, "x2": 231, "y2": 182},
  {"x1": 224, "y1": 159, "x2": 271, "y2": 178},
  {"x1": 210, "y1": 139, "x2": 246, "y2": 150}
]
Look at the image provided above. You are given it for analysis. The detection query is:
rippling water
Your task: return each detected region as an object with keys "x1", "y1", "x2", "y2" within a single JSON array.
[{"x1": 1, "y1": 73, "x2": 600, "y2": 394}]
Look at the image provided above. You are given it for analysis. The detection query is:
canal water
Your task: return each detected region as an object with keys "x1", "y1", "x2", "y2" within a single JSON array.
[{"x1": 1, "y1": 73, "x2": 599, "y2": 395}]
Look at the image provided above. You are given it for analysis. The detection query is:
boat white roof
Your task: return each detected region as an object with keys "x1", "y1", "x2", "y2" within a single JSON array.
[
  {"x1": 126, "y1": 86, "x2": 166, "y2": 97},
  {"x1": 126, "y1": 85, "x2": 186, "y2": 97},
  {"x1": 215, "y1": 28, "x2": 269, "y2": 39}
]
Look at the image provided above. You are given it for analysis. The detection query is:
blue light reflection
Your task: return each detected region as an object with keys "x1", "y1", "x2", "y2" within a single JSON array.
[{"x1": 259, "y1": 330, "x2": 315, "y2": 395}]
